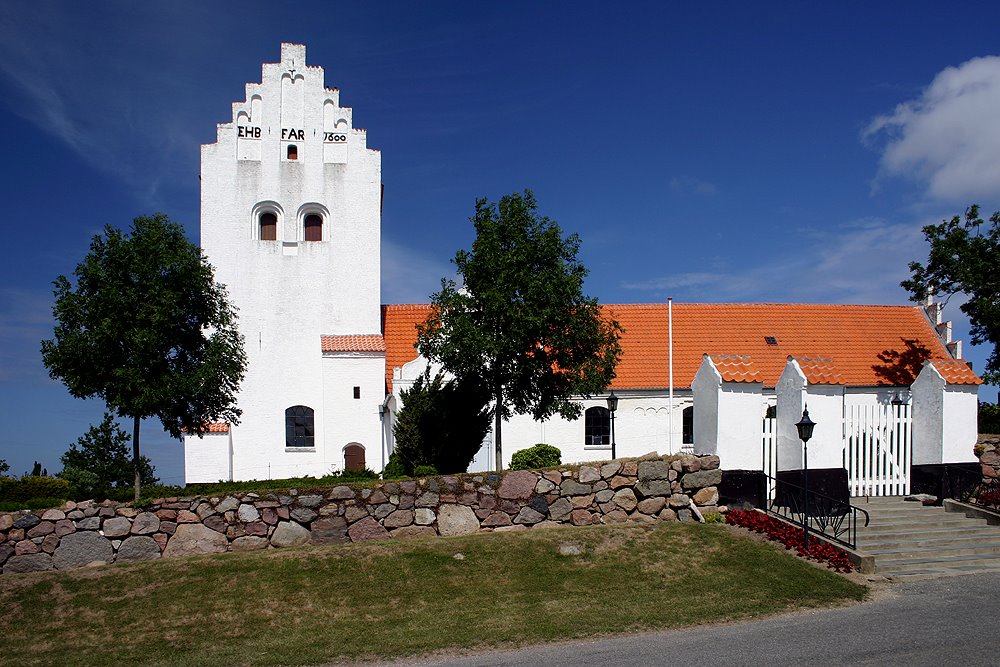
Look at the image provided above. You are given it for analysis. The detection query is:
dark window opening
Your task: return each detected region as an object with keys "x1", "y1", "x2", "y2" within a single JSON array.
[
  {"x1": 353, "y1": 386, "x2": 361, "y2": 399},
  {"x1": 304, "y1": 214, "x2": 322, "y2": 241},
  {"x1": 585, "y1": 406, "x2": 610, "y2": 446},
  {"x1": 287, "y1": 144, "x2": 298, "y2": 160},
  {"x1": 344, "y1": 444, "x2": 365, "y2": 471},
  {"x1": 764, "y1": 336, "x2": 778, "y2": 345},
  {"x1": 285, "y1": 405, "x2": 314, "y2": 448},
  {"x1": 259, "y1": 212, "x2": 277, "y2": 241},
  {"x1": 682, "y1": 406, "x2": 694, "y2": 445}
]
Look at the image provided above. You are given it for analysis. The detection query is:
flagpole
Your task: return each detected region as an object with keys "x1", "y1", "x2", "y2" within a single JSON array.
[{"x1": 668, "y1": 296, "x2": 674, "y2": 454}]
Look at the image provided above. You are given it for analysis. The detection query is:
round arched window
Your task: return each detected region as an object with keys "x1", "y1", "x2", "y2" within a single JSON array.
[
  {"x1": 304, "y1": 214, "x2": 323, "y2": 242},
  {"x1": 259, "y1": 212, "x2": 277, "y2": 240}
]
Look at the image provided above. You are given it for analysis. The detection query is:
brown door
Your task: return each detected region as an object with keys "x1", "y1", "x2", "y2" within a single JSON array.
[{"x1": 344, "y1": 444, "x2": 365, "y2": 471}]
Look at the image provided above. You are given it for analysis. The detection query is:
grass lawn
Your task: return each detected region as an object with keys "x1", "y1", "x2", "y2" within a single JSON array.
[{"x1": 0, "y1": 522, "x2": 867, "y2": 666}]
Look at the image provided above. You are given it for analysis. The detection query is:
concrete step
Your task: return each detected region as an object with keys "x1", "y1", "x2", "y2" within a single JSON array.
[
  {"x1": 860, "y1": 516, "x2": 987, "y2": 532},
  {"x1": 883, "y1": 561, "x2": 1000, "y2": 580},
  {"x1": 862, "y1": 541, "x2": 1000, "y2": 559},
  {"x1": 856, "y1": 525, "x2": 993, "y2": 542},
  {"x1": 857, "y1": 530, "x2": 1000, "y2": 550},
  {"x1": 877, "y1": 553, "x2": 1000, "y2": 574}
]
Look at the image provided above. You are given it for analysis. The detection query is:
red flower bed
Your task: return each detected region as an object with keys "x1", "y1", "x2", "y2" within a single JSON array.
[{"x1": 725, "y1": 509, "x2": 856, "y2": 572}]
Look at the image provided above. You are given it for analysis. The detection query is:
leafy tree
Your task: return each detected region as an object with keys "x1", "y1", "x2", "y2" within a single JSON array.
[
  {"x1": 41, "y1": 213, "x2": 246, "y2": 500},
  {"x1": 417, "y1": 191, "x2": 622, "y2": 468},
  {"x1": 392, "y1": 369, "x2": 492, "y2": 475},
  {"x1": 59, "y1": 413, "x2": 158, "y2": 499},
  {"x1": 902, "y1": 205, "x2": 1000, "y2": 384},
  {"x1": 0, "y1": 459, "x2": 9, "y2": 476}
]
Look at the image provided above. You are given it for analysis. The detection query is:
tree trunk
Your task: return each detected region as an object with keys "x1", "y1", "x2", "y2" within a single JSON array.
[
  {"x1": 132, "y1": 415, "x2": 142, "y2": 502},
  {"x1": 494, "y1": 374, "x2": 503, "y2": 471}
]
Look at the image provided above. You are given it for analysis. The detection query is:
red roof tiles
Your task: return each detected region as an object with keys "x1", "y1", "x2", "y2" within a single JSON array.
[
  {"x1": 709, "y1": 354, "x2": 763, "y2": 383},
  {"x1": 792, "y1": 357, "x2": 847, "y2": 385},
  {"x1": 204, "y1": 423, "x2": 230, "y2": 433},
  {"x1": 321, "y1": 334, "x2": 386, "y2": 353},
  {"x1": 381, "y1": 302, "x2": 978, "y2": 391},
  {"x1": 928, "y1": 360, "x2": 983, "y2": 385}
]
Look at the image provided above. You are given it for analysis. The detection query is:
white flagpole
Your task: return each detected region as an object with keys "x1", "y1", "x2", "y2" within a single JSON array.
[{"x1": 668, "y1": 296, "x2": 674, "y2": 454}]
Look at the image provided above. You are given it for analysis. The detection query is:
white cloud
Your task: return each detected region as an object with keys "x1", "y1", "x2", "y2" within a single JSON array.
[
  {"x1": 668, "y1": 175, "x2": 719, "y2": 196},
  {"x1": 864, "y1": 56, "x2": 1000, "y2": 201},
  {"x1": 621, "y1": 217, "x2": 926, "y2": 305},
  {"x1": 381, "y1": 238, "x2": 455, "y2": 304}
]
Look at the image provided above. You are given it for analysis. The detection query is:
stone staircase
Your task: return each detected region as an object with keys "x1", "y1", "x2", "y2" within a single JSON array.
[{"x1": 853, "y1": 497, "x2": 1000, "y2": 579}]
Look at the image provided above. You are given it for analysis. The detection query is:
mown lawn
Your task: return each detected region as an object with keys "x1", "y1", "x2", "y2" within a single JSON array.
[{"x1": 0, "y1": 522, "x2": 866, "y2": 666}]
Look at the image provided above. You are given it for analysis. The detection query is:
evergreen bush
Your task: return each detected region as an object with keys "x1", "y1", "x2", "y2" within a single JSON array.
[{"x1": 509, "y1": 443, "x2": 561, "y2": 470}]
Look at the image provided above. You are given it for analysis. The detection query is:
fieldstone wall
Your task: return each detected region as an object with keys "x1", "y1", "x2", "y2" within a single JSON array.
[
  {"x1": 976, "y1": 435, "x2": 1000, "y2": 477},
  {"x1": 0, "y1": 453, "x2": 724, "y2": 575}
]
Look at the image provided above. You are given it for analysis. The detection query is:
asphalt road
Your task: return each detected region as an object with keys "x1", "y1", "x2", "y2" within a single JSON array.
[{"x1": 369, "y1": 573, "x2": 1000, "y2": 667}]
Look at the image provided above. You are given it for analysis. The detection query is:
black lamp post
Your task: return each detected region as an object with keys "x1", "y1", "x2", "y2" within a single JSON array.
[
  {"x1": 796, "y1": 406, "x2": 816, "y2": 547},
  {"x1": 607, "y1": 390, "x2": 619, "y2": 460}
]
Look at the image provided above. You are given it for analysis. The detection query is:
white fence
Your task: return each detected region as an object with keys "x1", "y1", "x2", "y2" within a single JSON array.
[
  {"x1": 757, "y1": 405, "x2": 912, "y2": 498},
  {"x1": 843, "y1": 402, "x2": 912, "y2": 497}
]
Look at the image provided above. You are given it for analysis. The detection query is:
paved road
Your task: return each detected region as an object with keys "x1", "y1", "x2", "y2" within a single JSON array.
[{"x1": 370, "y1": 573, "x2": 1000, "y2": 667}]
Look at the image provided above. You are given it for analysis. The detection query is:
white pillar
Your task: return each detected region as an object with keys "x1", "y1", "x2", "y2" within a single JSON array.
[
  {"x1": 912, "y1": 361, "x2": 980, "y2": 464},
  {"x1": 692, "y1": 355, "x2": 764, "y2": 470}
]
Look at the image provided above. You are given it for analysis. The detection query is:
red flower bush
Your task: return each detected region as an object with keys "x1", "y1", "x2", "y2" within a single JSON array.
[{"x1": 725, "y1": 509, "x2": 856, "y2": 572}]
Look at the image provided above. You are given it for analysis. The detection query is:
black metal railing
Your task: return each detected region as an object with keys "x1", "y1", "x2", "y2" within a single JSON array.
[
  {"x1": 764, "y1": 474, "x2": 870, "y2": 550},
  {"x1": 943, "y1": 465, "x2": 1000, "y2": 510}
]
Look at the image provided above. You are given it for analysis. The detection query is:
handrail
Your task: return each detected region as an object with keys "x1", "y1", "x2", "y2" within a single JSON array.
[
  {"x1": 943, "y1": 464, "x2": 1000, "y2": 510},
  {"x1": 762, "y1": 473, "x2": 870, "y2": 550}
]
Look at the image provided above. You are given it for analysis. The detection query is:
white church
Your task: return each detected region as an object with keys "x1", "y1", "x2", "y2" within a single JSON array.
[{"x1": 184, "y1": 44, "x2": 982, "y2": 494}]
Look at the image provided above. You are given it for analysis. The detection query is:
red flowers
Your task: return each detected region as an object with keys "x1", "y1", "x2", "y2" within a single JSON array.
[{"x1": 725, "y1": 509, "x2": 856, "y2": 572}]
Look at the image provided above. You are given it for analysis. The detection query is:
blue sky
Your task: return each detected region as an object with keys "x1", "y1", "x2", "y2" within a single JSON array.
[{"x1": 1, "y1": 1, "x2": 998, "y2": 485}]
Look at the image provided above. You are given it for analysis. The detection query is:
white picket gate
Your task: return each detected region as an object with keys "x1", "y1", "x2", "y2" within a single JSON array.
[{"x1": 843, "y1": 403, "x2": 912, "y2": 497}]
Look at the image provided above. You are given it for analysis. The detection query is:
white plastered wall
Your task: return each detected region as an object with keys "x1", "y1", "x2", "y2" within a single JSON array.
[
  {"x1": 911, "y1": 362, "x2": 979, "y2": 464},
  {"x1": 775, "y1": 359, "x2": 846, "y2": 471},
  {"x1": 691, "y1": 355, "x2": 765, "y2": 470},
  {"x1": 187, "y1": 43, "x2": 383, "y2": 482},
  {"x1": 184, "y1": 431, "x2": 233, "y2": 483}
]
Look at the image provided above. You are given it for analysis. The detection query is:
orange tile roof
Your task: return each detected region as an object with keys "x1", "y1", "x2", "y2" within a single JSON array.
[
  {"x1": 709, "y1": 354, "x2": 763, "y2": 383},
  {"x1": 321, "y1": 334, "x2": 386, "y2": 353},
  {"x1": 205, "y1": 422, "x2": 230, "y2": 433},
  {"x1": 381, "y1": 302, "x2": 977, "y2": 391},
  {"x1": 382, "y1": 304, "x2": 433, "y2": 392},
  {"x1": 928, "y1": 360, "x2": 983, "y2": 385},
  {"x1": 792, "y1": 357, "x2": 846, "y2": 385}
]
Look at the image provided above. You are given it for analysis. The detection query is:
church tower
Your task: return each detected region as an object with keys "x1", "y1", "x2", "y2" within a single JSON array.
[{"x1": 185, "y1": 44, "x2": 385, "y2": 482}]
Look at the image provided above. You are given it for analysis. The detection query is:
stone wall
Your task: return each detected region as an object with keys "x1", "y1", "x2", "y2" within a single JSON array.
[
  {"x1": 976, "y1": 435, "x2": 1000, "y2": 477},
  {"x1": 0, "y1": 453, "x2": 724, "y2": 575}
]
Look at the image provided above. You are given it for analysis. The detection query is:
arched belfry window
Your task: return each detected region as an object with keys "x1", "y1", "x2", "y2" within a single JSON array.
[
  {"x1": 304, "y1": 214, "x2": 323, "y2": 242},
  {"x1": 585, "y1": 406, "x2": 611, "y2": 446},
  {"x1": 259, "y1": 212, "x2": 277, "y2": 241},
  {"x1": 285, "y1": 405, "x2": 315, "y2": 448},
  {"x1": 287, "y1": 144, "x2": 298, "y2": 160}
]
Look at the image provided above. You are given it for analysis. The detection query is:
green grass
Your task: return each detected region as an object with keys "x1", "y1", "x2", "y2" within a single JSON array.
[{"x1": 0, "y1": 522, "x2": 866, "y2": 666}]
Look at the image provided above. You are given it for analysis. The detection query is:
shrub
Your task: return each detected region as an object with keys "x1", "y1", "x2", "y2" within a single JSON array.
[
  {"x1": 509, "y1": 443, "x2": 561, "y2": 470},
  {"x1": 393, "y1": 370, "x2": 492, "y2": 475},
  {"x1": 0, "y1": 476, "x2": 72, "y2": 503},
  {"x1": 382, "y1": 453, "x2": 408, "y2": 480},
  {"x1": 980, "y1": 402, "x2": 1000, "y2": 435},
  {"x1": 413, "y1": 465, "x2": 439, "y2": 477},
  {"x1": 703, "y1": 511, "x2": 725, "y2": 524},
  {"x1": 26, "y1": 497, "x2": 65, "y2": 510}
]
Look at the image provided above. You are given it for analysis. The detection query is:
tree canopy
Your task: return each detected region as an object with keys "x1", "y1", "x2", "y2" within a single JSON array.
[
  {"x1": 59, "y1": 413, "x2": 158, "y2": 500},
  {"x1": 417, "y1": 190, "x2": 622, "y2": 468},
  {"x1": 392, "y1": 369, "x2": 492, "y2": 475},
  {"x1": 901, "y1": 205, "x2": 1000, "y2": 385},
  {"x1": 41, "y1": 213, "x2": 246, "y2": 499}
]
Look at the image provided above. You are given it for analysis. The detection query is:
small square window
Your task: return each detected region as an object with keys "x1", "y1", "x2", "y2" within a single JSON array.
[
  {"x1": 764, "y1": 336, "x2": 778, "y2": 345},
  {"x1": 353, "y1": 386, "x2": 361, "y2": 399}
]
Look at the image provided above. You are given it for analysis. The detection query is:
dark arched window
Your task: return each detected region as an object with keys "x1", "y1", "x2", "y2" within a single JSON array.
[
  {"x1": 259, "y1": 212, "x2": 277, "y2": 240},
  {"x1": 682, "y1": 406, "x2": 694, "y2": 445},
  {"x1": 287, "y1": 144, "x2": 298, "y2": 160},
  {"x1": 285, "y1": 405, "x2": 314, "y2": 448},
  {"x1": 585, "y1": 406, "x2": 610, "y2": 446},
  {"x1": 304, "y1": 213, "x2": 323, "y2": 241},
  {"x1": 344, "y1": 443, "x2": 365, "y2": 471}
]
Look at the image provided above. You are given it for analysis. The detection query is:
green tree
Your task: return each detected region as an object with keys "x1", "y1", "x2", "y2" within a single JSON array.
[
  {"x1": 59, "y1": 413, "x2": 158, "y2": 499},
  {"x1": 41, "y1": 213, "x2": 246, "y2": 500},
  {"x1": 392, "y1": 369, "x2": 492, "y2": 475},
  {"x1": 902, "y1": 205, "x2": 1000, "y2": 384},
  {"x1": 417, "y1": 191, "x2": 622, "y2": 468},
  {"x1": 0, "y1": 459, "x2": 9, "y2": 476}
]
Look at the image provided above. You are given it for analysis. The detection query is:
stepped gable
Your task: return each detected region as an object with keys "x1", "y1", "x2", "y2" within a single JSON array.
[
  {"x1": 709, "y1": 354, "x2": 763, "y2": 383},
  {"x1": 381, "y1": 302, "x2": 974, "y2": 391}
]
